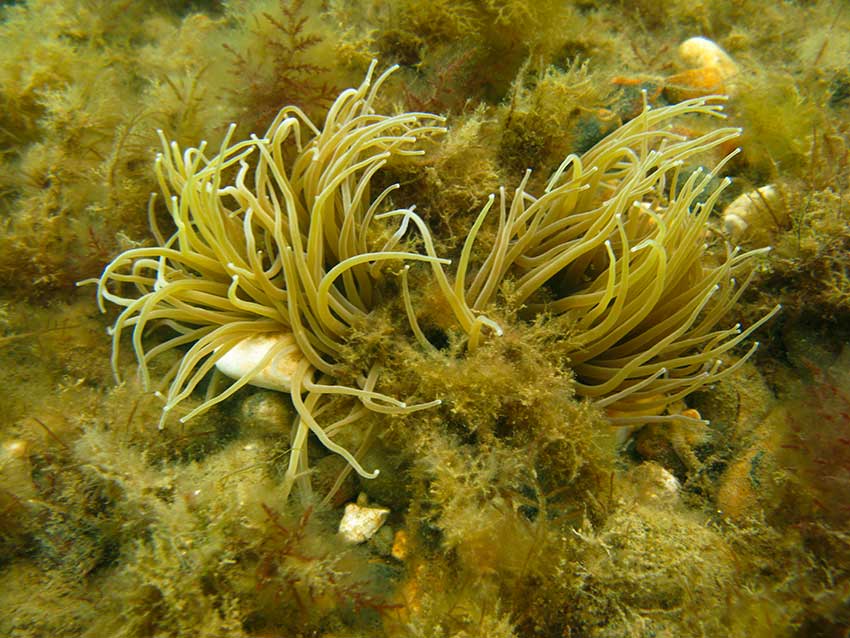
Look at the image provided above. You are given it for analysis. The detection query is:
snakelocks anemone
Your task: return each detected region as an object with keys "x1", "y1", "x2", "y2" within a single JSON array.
[
  {"x1": 461, "y1": 96, "x2": 780, "y2": 427},
  {"x1": 91, "y1": 62, "x2": 776, "y2": 502},
  {"x1": 92, "y1": 62, "x2": 497, "y2": 502}
]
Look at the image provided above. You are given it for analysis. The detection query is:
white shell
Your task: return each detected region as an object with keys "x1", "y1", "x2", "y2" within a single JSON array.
[
  {"x1": 338, "y1": 502, "x2": 390, "y2": 544},
  {"x1": 679, "y1": 36, "x2": 738, "y2": 81},
  {"x1": 215, "y1": 332, "x2": 303, "y2": 391}
]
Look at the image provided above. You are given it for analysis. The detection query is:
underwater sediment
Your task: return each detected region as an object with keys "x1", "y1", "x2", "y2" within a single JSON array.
[{"x1": 1, "y1": 1, "x2": 849, "y2": 637}]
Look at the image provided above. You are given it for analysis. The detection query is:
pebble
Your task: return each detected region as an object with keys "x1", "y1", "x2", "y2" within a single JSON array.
[{"x1": 238, "y1": 390, "x2": 292, "y2": 437}]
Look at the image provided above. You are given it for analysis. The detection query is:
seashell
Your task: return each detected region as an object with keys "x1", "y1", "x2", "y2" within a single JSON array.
[
  {"x1": 678, "y1": 36, "x2": 739, "y2": 81},
  {"x1": 338, "y1": 501, "x2": 390, "y2": 544},
  {"x1": 722, "y1": 184, "x2": 785, "y2": 246},
  {"x1": 215, "y1": 332, "x2": 304, "y2": 391}
]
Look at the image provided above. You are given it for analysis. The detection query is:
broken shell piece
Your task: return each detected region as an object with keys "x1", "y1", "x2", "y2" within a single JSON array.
[
  {"x1": 722, "y1": 184, "x2": 785, "y2": 246},
  {"x1": 215, "y1": 332, "x2": 304, "y2": 391},
  {"x1": 338, "y1": 502, "x2": 390, "y2": 544}
]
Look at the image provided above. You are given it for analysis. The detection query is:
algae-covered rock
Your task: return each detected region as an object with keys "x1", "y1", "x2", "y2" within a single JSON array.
[{"x1": 567, "y1": 504, "x2": 736, "y2": 637}]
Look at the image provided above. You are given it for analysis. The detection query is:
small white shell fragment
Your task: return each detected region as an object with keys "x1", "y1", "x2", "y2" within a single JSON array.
[
  {"x1": 215, "y1": 332, "x2": 303, "y2": 391},
  {"x1": 338, "y1": 502, "x2": 390, "y2": 544},
  {"x1": 679, "y1": 36, "x2": 738, "y2": 81},
  {"x1": 722, "y1": 184, "x2": 784, "y2": 245}
]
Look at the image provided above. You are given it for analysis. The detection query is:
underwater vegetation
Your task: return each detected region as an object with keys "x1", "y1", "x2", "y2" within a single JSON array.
[{"x1": 2, "y1": 1, "x2": 850, "y2": 637}]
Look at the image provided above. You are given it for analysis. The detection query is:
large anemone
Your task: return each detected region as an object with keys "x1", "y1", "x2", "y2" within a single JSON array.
[
  {"x1": 92, "y1": 62, "x2": 495, "y2": 502},
  {"x1": 91, "y1": 63, "x2": 775, "y2": 502}
]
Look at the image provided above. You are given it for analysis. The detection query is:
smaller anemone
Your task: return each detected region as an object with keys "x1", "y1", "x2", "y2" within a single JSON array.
[
  {"x1": 89, "y1": 63, "x2": 495, "y2": 502},
  {"x1": 459, "y1": 95, "x2": 779, "y2": 425}
]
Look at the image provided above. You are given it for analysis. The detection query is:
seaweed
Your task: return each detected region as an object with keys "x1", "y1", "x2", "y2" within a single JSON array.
[{"x1": 222, "y1": 0, "x2": 338, "y2": 131}]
